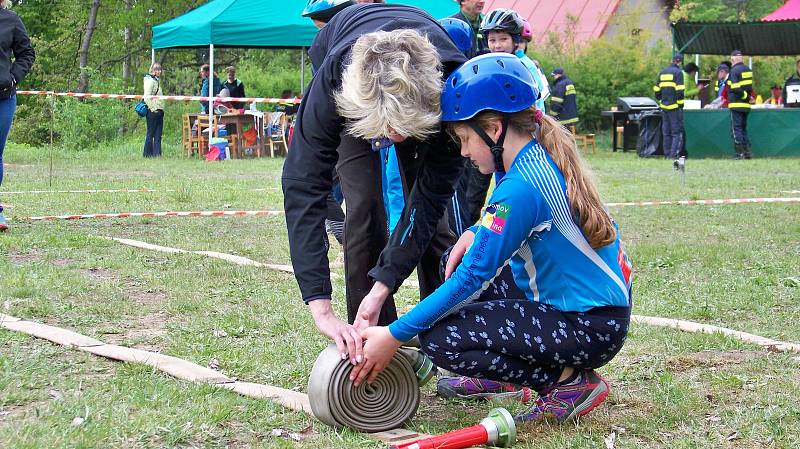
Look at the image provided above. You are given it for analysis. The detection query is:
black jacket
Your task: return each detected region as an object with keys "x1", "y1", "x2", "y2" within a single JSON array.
[
  {"x1": 727, "y1": 62, "x2": 753, "y2": 110},
  {"x1": 222, "y1": 79, "x2": 245, "y2": 109},
  {"x1": 783, "y1": 72, "x2": 800, "y2": 108},
  {"x1": 549, "y1": 75, "x2": 578, "y2": 125},
  {"x1": 653, "y1": 63, "x2": 684, "y2": 110},
  {"x1": 0, "y1": 9, "x2": 35, "y2": 99},
  {"x1": 282, "y1": 4, "x2": 467, "y2": 302}
]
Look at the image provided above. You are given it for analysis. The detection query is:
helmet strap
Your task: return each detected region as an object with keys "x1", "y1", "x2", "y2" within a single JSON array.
[{"x1": 467, "y1": 115, "x2": 510, "y2": 172}]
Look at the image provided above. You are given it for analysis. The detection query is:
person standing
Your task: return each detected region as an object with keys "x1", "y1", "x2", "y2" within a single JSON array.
[
  {"x1": 654, "y1": 54, "x2": 685, "y2": 160},
  {"x1": 714, "y1": 64, "x2": 730, "y2": 101},
  {"x1": 549, "y1": 67, "x2": 578, "y2": 130},
  {"x1": 783, "y1": 59, "x2": 800, "y2": 108},
  {"x1": 727, "y1": 50, "x2": 754, "y2": 159},
  {"x1": 142, "y1": 63, "x2": 164, "y2": 158},
  {"x1": 0, "y1": 0, "x2": 35, "y2": 231},
  {"x1": 284, "y1": 2, "x2": 466, "y2": 363},
  {"x1": 515, "y1": 18, "x2": 549, "y2": 112},
  {"x1": 199, "y1": 64, "x2": 221, "y2": 114},
  {"x1": 451, "y1": 0, "x2": 487, "y2": 57},
  {"x1": 222, "y1": 66, "x2": 245, "y2": 110}
]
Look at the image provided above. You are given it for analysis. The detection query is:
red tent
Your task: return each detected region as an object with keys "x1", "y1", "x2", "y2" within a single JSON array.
[
  {"x1": 763, "y1": 0, "x2": 800, "y2": 21},
  {"x1": 482, "y1": 0, "x2": 621, "y2": 45}
]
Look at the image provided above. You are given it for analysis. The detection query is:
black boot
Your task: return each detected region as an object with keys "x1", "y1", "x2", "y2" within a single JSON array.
[{"x1": 743, "y1": 144, "x2": 753, "y2": 159}]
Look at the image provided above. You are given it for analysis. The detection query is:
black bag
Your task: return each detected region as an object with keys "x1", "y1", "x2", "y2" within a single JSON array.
[{"x1": 637, "y1": 110, "x2": 663, "y2": 157}]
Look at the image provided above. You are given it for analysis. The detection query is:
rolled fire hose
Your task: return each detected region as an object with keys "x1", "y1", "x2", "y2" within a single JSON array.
[{"x1": 308, "y1": 344, "x2": 435, "y2": 432}]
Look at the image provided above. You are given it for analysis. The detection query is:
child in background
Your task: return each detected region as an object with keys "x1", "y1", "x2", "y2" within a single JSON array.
[{"x1": 353, "y1": 54, "x2": 633, "y2": 424}]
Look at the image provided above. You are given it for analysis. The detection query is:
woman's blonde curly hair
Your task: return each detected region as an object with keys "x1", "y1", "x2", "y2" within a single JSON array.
[
  {"x1": 1, "y1": 0, "x2": 12, "y2": 9},
  {"x1": 334, "y1": 29, "x2": 444, "y2": 141}
]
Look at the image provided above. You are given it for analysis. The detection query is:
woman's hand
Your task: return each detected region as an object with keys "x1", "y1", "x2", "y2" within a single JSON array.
[
  {"x1": 444, "y1": 230, "x2": 475, "y2": 279},
  {"x1": 349, "y1": 326, "x2": 402, "y2": 387},
  {"x1": 309, "y1": 299, "x2": 363, "y2": 365},
  {"x1": 352, "y1": 281, "x2": 390, "y2": 331}
]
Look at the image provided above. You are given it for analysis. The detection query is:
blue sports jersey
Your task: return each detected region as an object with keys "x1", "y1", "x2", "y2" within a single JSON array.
[
  {"x1": 389, "y1": 139, "x2": 633, "y2": 342},
  {"x1": 515, "y1": 50, "x2": 549, "y2": 113}
]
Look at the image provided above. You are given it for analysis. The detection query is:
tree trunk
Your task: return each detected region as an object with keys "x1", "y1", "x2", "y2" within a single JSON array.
[
  {"x1": 122, "y1": 0, "x2": 132, "y2": 83},
  {"x1": 76, "y1": 0, "x2": 101, "y2": 93}
]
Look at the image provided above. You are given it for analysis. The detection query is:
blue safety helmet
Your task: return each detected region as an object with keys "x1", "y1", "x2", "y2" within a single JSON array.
[
  {"x1": 441, "y1": 53, "x2": 538, "y2": 172},
  {"x1": 302, "y1": 0, "x2": 355, "y2": 22},
  {"x1": 439, "y1": 18, "x2": 474, "y2": 54},
  {"x1": 442, "y1": 53, "x2": 538, "y2": 122}
]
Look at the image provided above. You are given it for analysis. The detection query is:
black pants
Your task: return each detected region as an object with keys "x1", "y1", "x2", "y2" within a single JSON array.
[
  {"x1": 465, "y1": 164, "x2": 491, "y2": 225},
  {"x1": 661, "y1": 109, "x2": 684, "y2": 159},
  {"x1": 447, "y1": 159, "x2": 472, "y2": 236},
  {"x1": 731, "y1": 109, "x2": 750, "y2": 146},
  {"x1": 144, "y1": 109, "x2": 163, "y2": 158},
  {"x1": 336, "y1": 132, "x2": 454, "y2": 325}
]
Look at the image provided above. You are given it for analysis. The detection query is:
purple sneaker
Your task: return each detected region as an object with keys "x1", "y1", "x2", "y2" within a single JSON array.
[
  {"x1": 515, "y1": 370, "x2": 610, "y2": 423},
  {"x1": 437, "y1": 376, "x2": 533, "y2": 403}
]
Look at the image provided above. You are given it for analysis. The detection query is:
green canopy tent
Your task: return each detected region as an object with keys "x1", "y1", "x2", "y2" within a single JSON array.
[
  {"x1": 151, "y1": 0, "x2": 459, "y2": 146},
  {"x1": 670, "y1": 20, "x2": 800, "y2": 157}
]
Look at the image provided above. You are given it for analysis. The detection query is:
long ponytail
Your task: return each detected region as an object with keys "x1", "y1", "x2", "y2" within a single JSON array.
[
  {"x1": 457, "y1": 108, "x2": 616, "y2": 248},
  {"x1": 536, "y1": 113, "x2": 616, "y2": 248}
]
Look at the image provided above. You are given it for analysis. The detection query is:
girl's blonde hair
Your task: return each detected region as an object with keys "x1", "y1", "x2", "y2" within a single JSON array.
[
  {"x1": 453, "y1": 109, "x2": 616, "y2": 249},
  {"x1": 334, "y1": 29, "x2": 443, "y2": 141},
  {"x1": 1, "y1": 0, "x2": 12, "y2": 9},
  {"x1": 149, "y1": 62, "x2": 162, "y2": 73}
]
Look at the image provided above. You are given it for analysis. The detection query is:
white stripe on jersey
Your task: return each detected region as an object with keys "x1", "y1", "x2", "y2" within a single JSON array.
[{"x1": 516, "y1": 145, "x2": 629, "y2": 300}]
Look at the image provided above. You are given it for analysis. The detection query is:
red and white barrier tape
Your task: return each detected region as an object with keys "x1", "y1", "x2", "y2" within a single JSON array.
[
  {"x1": 16, "y1": 90, "x2": 300, "y2": 104},
  {"x1": 21, "y1": 209, "x2": 284, "y2": 221},
  {"x1": 2, "y1": 187, "x2": 279, "y2": 195},
  {"x1": 606, "y1": 197, "x2": 800, "y2": 207}
]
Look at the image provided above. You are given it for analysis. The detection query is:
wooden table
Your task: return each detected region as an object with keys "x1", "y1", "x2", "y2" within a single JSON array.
[{"x1": 185, "y1": 111, "x2": 266, "y2": 158}]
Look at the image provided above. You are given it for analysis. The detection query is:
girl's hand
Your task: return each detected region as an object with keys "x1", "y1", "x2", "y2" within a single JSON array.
[
  {"x1": 445, "y1": 230, "x2": 475, "y2": 279},
  {"x1": 350, "y1": 326, "x2": 402, "y2": 387}
]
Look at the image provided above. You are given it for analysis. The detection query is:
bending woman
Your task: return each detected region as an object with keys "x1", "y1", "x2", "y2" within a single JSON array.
[{"x1": 353, "y1": 53, "x2": 633, "y2": 423}]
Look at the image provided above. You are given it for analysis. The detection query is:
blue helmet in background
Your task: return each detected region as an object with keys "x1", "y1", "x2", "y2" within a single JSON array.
[
  {"x1": 442, "y1": 53, "x2": 539, "y2": 122},
  {"x1": 438, "y1": 18, "x2": 473, "y2": 54},
  {"x1": 302, "y1": 0, "x2": 355, "y2": 22}
]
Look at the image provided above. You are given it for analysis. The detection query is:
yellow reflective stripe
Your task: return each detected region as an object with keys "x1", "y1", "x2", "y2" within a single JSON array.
[
  {"x1": 653, "y1": 85, "x2": 661, "y2": 92},
  {"x1": 742, "y1": 72, "x2": 752, "y2": 79},
  {"x1": 676, "y1": 84, "x2": 686, "y2": 90},
  {"x1": 550, "y1": 96, "x2": 564, "y2": 103},
  {"x1": 559, "y1": 117, "x2": 579, "y2": 124},
  {"x1": 738, "y1": 79, "x2": 753, "y2": 86},
  {"x1": 729, "y1": 102, "x2": 751, "y2": 108},
  {"x1": 548, "y1": 110, "x2": 559, "y2": 116},
  {"x1": 565, "y1": 85, "x2": 576, "y2": 94},
  {"x1": 660, "y1": 103, "x2": 680, "y2": 110},
  {"x1": 660, "y1": 74, "x2": 674, "y2": 81},
  {"x1": 677, "y1": 99, "x2": 685, "y2": 104},
  {"x1": 659, "y1": 82, "x2": 677, "y2": 88}
]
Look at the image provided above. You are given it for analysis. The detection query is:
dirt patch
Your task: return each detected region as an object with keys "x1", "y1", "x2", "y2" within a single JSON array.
[
  {"x1": 666, "y1": 350, "x2": 765, "y2": 372},
  {"x1": 79, "y1": 267, "x2": 116, "y2": 281},
  {"x1": 102, "y1": 311, "x2": 168, "y2": 348},
  {"x1": 0, "y1": 399, "x2": 50, "y2": 420},
  {"x1": 9, "y1": 253, "x2": 39, "y2": 265},
  {"x1": 128, "y1": 289, "x2": 169, "y2": 306},
  {"x1": 50, "y1": 258, "x2": 72, "y2": 267}
]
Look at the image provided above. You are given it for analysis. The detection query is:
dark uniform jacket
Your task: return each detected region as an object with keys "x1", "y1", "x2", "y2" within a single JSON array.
[
  {"x1": 653, "y1": 64, "x2": 685, "y2": 110},
  {"x1": 450, "y1": 11, "x2": 487, "y2": 58},
  {"x1": 727, "y1": 62, "x2": 754, "y2": 110},
  {"x1": 282, "y1": 4, "x2": 466, "y2": 302},
  {"x1": 549, "y1": 76, "x2": 578, "y2": 125},
  {"x1": 0, "y1": 9, "x2": 35, "y2": 99},
  {"x1": 783, "y1": 72, "x2": 800, "y2": 108},
  {"x1": 222, "y1": 79, "x2": 245, "y2": 109}
]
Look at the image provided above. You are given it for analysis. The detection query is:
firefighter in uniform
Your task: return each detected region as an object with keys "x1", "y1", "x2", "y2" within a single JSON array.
[
  {"x1": 549, "y1": 67, "x2": 578, "y2": 132},
  {"x1": 654, "y1": 54, "x2": 685, "y2": 160},
  {"x1": 727, "y1": 50, "x2": 754, "y2": 159}
]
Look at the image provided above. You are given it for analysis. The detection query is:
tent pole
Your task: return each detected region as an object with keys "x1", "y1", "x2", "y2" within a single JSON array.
[
  {"x1": 209, "y1": 44, "x2": 215, "y2": 154},
  {"x1": 300, "y1": 48, "x2": 305, "y2": 93},
  {"x1": 695, "y1": 54, "x2": 699, "y2": 83},
  {"x1": 151, "y1": 49, "x2": 155, "y2": 66},
  {"x1": 748, "y1": 56, "x2": 752, "y2": 69}
]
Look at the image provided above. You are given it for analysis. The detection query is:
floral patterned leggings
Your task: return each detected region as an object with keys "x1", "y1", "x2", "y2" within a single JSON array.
[{"x1": 419, "y1": 300, "x2": 630, "y2": 393}]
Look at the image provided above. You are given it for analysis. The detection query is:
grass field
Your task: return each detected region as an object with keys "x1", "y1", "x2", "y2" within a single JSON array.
[{"x1": 1, "y1": 140, "x2": 799, "y2": 448}]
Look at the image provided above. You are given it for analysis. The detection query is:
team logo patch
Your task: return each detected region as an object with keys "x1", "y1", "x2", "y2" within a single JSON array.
[{"x1": 481, "y1": 202, "x2": 511, "y2": 235}]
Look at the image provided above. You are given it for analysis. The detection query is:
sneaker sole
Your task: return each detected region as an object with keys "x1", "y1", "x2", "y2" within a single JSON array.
[
  {"x1": 563, "y1": 377, "x2": 610, "y2": 422},
  {"x1": 438, "y1": 384, "x2": 529, "y2": 402},
  {"x1": 0, "y1": 225, "x2": 7, "y2": 232}
]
